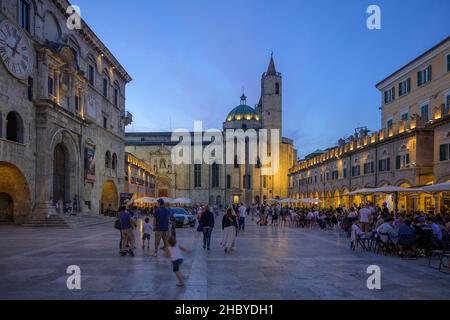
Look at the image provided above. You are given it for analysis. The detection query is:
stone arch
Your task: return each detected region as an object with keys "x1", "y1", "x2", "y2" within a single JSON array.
[
  {"x1": 156, "y1": 175, "x2": 172, "y2": 198},
  {"x1": 334, "y1": 190, "x2": 341, "y2": 208},
  {"x1": 100, "y1": 180, "x2": 119, "y2": 214},
  {"x1": 43, "y1": 11, "x2": 62, "y2": 42},
  {"x1": 49, "y1": 129, "x2": 80, "y2": 208},
  {"x1": 396, "y1": 180, "x2": 413, "y2": 211},
  {"x1": 395, "y1": 179, "x2": 413, "y2": 187},
  {"x1": 326, "y1": 191, "x2": 332, "y2": 208},
  {"x1": 0, "y1": 162, "x2": 31, "y2": 224},
  {"x1": 341, "y1": 187, "x2": 350, "y2": 208},
  {"x1": 6, "y1": 111, "x2": 24, "y2": 143},
  {"x1": 377, "y1": 180, "x2": 390, "y2": 187}
]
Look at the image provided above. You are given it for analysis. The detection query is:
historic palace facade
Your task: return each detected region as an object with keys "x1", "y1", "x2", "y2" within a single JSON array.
[
  {"x1": 0, "y1": 0, "x2": 132, "y2": 224},
  {"x1": 126, "y1": 56, "x2": 297, "y2": 206},
  {"x1": 288, "y1": 37, "x2": 450, "y2": 213}
]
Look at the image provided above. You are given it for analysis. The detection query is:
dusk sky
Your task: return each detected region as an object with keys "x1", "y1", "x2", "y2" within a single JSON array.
[{"x1": 75, "y1": 0, "x2": 450, "y2": 159}]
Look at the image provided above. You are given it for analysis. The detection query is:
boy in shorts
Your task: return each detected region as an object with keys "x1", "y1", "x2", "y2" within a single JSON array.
[
  {"x1": 142, "y1": 217, "x2": 152, "y2": 249},
  {"x1": 165, "y1": 236, "x2": 190, "y2": 287}
]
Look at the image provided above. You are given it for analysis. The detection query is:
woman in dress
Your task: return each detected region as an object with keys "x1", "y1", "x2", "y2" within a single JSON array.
[{"x1": 222, "y1": 208, "x2": 238, "y2": 253}]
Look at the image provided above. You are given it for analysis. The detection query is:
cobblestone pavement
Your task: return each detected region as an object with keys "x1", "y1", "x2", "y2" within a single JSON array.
[{"x1": 0, "y1": 219, "x2": 449, "y2": 300}]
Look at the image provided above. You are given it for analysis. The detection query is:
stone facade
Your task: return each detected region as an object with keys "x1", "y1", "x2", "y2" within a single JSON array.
[
  {"x1": 289, "y1": 37, "x2": 450, "y2": 213},
  {"x1": 126, "y1": 57, "x2": 297, "y2": 206},
  {"x1": 0, "y1": 0, "x2": 131, "y2": 224}
]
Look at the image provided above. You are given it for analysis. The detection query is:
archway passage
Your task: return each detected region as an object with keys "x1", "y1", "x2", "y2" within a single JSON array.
[
  {"x1": 397, "y1": 182, "x2": 413, "y2": 212},
  {"x1": 53, "y1": 144, "x2": 69, "y2": 203},
  {"x1": 0, "y1": 193, "x2": 13, "y2": 222},
  {"x1": 342, "y1": 188, "x2": 350, "y2": 209},
  {"x1": 101, "y1": 180, "x2": 119, "y2": 215},
  {"x1": 0, "y1": 162, "x2": 31, "y2": 223},
  {"x1": 334, "y1": 190, "x2": 340, "y2": 208}
]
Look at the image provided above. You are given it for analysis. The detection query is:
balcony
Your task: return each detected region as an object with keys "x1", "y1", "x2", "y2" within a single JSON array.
[{"x1": 123, "y1": 110, "x2": 133, "y2": 126}]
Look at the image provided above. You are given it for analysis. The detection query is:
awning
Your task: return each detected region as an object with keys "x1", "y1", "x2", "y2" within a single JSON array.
[{"x1": 422, "y1": 182, "x2": 450, "y2": 192}]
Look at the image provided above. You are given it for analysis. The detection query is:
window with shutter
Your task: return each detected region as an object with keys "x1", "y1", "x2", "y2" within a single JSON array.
[
  {"x1": 440, "y1": 144, "x2": 448, "y2": 161},
  {"x1": 447, "y1": 54, "x2": 450, "y2": 72},
  {"x1": 396, "y1": 156, "x2": 401, "y2": 170}
]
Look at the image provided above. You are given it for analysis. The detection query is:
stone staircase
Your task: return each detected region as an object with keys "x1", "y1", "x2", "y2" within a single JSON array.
[
  {"x1": 21, "y1": 213, "x2": 115, "y2": 228},
  {"x1": 61, "y1": 213, "x2": 116, "y2": 228},
  {"x1": 22, "y1": 215, "x2": 69, "y2": 228}
]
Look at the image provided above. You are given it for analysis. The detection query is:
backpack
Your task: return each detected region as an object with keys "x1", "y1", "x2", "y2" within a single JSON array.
[{"x1": 114, "y1": 219, "x2": 121, "y2": 230}]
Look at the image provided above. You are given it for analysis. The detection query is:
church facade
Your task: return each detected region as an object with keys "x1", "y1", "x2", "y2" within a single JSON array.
[{"x1": 126, "y1": 56, "x2": 297, "y2": 206}]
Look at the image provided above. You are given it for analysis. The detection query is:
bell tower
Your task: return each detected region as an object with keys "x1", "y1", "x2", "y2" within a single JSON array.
[{"x1": 261, "y1": 53, "x2": 282, "y2": 134}]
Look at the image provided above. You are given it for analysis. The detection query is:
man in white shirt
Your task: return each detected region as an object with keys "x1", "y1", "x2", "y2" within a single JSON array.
[
  {"x1": 376, "y1": 218, "x2": 398, "y2": 244},
  {"x1": 238, "y1": 203, "x2": 247, "y2": 232},
  {"x1": 359, "y1": 204, "x2": 371, "y2": 232}
]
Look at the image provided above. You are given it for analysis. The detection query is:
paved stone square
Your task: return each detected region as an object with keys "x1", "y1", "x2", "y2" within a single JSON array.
[{"x1": 0, "y1": 220, "x2": 449, "y2": 300}]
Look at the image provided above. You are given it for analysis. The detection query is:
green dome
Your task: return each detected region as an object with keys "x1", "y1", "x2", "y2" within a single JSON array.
[{"x1": 226, "y1": 105, "x2": 259, "y2": 122}]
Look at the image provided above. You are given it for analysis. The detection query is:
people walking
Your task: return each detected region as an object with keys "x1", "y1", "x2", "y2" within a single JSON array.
[
  {"x1": 200, "y1": 205, "x2": 215, "y2": 250},
  {"x1": 222, "y1": 208, "x2": 238, "y2": 253},
  {"x1": 153, "y1": 198, "x2": 171, "y2": 257},
  {"x1": 119, "y1": 206, "x2": 134, "y2": 257},
  {"x1": 238, "y1": 203, "x2": 247, "y2": 232}
]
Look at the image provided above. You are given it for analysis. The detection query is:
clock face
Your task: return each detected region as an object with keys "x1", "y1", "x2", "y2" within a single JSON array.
[{"x1": 0, "y1": 20, "x2": 33, "y2": 79}]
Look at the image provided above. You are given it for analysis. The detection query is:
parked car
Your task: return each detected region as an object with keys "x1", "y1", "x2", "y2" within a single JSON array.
[{"x1": 170, "y1": 207, "x2": 196, "y2": 228}]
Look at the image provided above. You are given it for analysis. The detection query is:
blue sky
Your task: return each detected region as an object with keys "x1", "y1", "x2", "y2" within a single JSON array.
[{"x1": 75, "y1": 0, "x2": 449, "y2": 159}]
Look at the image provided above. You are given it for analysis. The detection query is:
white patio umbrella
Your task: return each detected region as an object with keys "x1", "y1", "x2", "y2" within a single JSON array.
[
  {"x1": 278, "y1": 198, "x2": 294, "y2": 203},
  {"x1": 157, "y1": 197, "x2": 175, "y2": 203},
  {"x1": 173, "y1": 197, "x2": 192, "y2": 204},
  {"x1": 134, "y1": 197, "x2": 156, "y2": 204},
  {"x1": 422, "y1": 182, "x2": 450, "y2": 192},
  {"x1": 370, "y1": 186, "x2": 423, "y2": 193},
  {"x1": 299, "y1": 198, "x2": 322, "y2": 204},
  {"x1": 347, "y1": 188, "x2": 375, "y2": 196}
]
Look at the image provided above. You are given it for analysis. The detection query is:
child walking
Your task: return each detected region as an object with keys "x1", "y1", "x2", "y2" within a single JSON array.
[
  {"x1": 142, "y1": 217, "x2": 152, "y2": 249},
  {"x1": 165, "y1": 236, "x2": 190, "y2": 287}
]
